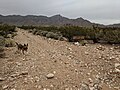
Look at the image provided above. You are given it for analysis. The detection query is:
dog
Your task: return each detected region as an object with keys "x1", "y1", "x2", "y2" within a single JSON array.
[{"x1": 15, "y1": 42, "x2": 28, "y2": 54}]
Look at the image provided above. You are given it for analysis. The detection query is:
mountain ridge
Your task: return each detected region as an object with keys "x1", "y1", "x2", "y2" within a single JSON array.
[{"x1": 0, "y1": 14, "x2": 118, "y2": 27}]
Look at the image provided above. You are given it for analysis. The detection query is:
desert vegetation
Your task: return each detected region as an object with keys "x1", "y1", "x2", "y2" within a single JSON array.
[
  {"x1": 0, "y1": 24, "x2": 16, "y2": 58},
  {"x1": 19, "y1": 25, "x2": 120, "y2": 44}
]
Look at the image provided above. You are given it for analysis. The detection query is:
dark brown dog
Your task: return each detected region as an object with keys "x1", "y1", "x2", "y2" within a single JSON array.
[{"x1": 16, "y1": 42, "x2": 28, "y2": 54}]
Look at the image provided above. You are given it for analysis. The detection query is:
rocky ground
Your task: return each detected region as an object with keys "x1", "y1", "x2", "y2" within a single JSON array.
[{"x1": 0, "y1": 28, "x2": 120, "y2": 90}]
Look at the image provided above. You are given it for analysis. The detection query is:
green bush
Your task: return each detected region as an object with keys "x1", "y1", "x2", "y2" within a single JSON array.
[
  {"x1": 5, "y1": 39, "x2": 15, "y2": 47},
  {"x1": 0, "y1": 36, "x2": 5, "y2": 46},
  {"x1": 19, "y1": 25, "x2": 120, "y2": 44},
  {"x1": 0, "y1": 24, "x2": 16, "y2": 38}
]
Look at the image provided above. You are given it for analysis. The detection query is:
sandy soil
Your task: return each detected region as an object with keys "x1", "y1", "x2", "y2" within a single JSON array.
[{"x1": 0, "y1": 28, "x2": 120, "y2": 90}]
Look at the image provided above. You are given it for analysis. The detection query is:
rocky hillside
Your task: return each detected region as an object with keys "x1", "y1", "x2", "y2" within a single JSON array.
[{"x1": 0, "y1": 14, "x2": 102, "y2": 27}]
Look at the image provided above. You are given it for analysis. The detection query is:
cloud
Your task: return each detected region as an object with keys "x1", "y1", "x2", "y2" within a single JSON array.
[{"x1": 0, "y1": 0, "x2": 120, "y2": 24}]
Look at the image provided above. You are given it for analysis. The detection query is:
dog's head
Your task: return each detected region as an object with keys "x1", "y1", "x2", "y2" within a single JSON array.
[{"x1": 23, "y1": 43, "x2": 28, "y2": 51}]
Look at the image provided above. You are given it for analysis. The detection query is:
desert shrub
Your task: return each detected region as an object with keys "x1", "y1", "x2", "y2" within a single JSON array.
[
  {"x1": 0, "y1": 36, "x2": 5, "y2": 46},
  {"x1": 46, "y1": 32, "x2": 56, "y2": 38},
  {"x1": 19, "y1": 25, "x2": 35, "y2": 30},
  {"x1": 0, "y1": 24, "x2": 16, "y2": 38},
  {"x1": 0, "y1": 46, "x2": 4, "y2": 52},
  {"x1": 35, "y1": 30, "x2": 41, "y2": 35},
  {"x1": 46, "y1": 32, "x2": 63, "y2": 40},
  {"x1": 0, "y1": 46, "x2": 5, "y2": 58},
  {"x1": 19, "y1": 25, "x2": 120, "y2": 44},
  {"x1": 11, "y1": 33, "x2": 17, "y2": 38},
  {"x1": 101, "y1": 30, "x2": 120, "y2": 44},
  {"x1": 40, "y1": 31, "x2": 48, "y2": 36},
  {"x1": 32, "y1": 29, "x2": 38, "y2": 35},
  {"x1": 79, "y1": 40, "x2": 86, "y2": 46},
  {"x1": 28, "y1": 29, "x2": 33, "y2": 33},
  {"x1": 5, "y1": 39, "x2": 15, "y2": 47}
]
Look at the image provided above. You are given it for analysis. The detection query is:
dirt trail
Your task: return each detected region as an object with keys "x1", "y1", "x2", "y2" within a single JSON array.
[{"x1": 0, "y1": 28, "x2": 120, "y2": 90}]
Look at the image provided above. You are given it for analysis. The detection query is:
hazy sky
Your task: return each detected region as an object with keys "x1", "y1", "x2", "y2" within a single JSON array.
[{"x1": 0, "y1": 0, "x2": 119, "y2": 25}]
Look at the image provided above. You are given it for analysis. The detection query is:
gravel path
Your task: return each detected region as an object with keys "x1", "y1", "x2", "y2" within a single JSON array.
[{"x1": 0, "y1": 28, "x2": 120, "y2": 90}]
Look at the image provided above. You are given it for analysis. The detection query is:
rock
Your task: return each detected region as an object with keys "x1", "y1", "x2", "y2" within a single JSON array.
[
  {"x1": 16, "y1": 62, "x2": 22, "y2": 66},
  {"x1": 0, "y1": 77, "x2": 5, "y2": 81},
  {"x1": 109, "y1": 56, "x2": 115, "y2": 60},
  {"x1": 88, "y1": 78, "x2": 93, "y2": 83},
  {"x1": 114, "y1": 46, "x2": 120, "y2": 49},
  {"x1": 53, "y1": 71, "x2": 56, "y2": 74},
  {"x1": 110, "y1": 48, "x2": 114, "y2": 51},
  {"x1": 46, "y1": 73, "x2": 54, "y2": 79},
  {"x1": 81, "y1": 83, "x2": 90, "y2": 90},
  {"x1": 74, "y1": 42, "x2": 80, "y2": 46},
  {"x1": 93, "y1": 83, "x2": 102, "y2": 90},
  {"x1": 20, "y1": 71, "x2": 28, "y2": 75},
  {"x1": 97, "y1": 45, "x2": 105, "y2": 51},
  {"x1": 60, "y1": 37, "x2": 68, "y2": 41},
  {"x1": 115, "y1": 63, "x2": 120, "y2": 73},
  {"x1": 2, "y1": 85, "x2": 9, "y2": 89},
  {"x1": 85, "y1": 51, "x2": 89, "y2": 55},
  {"x1": 11, "y1": 73, "x2": 20, "y2": 78},
  {"x1": 67, "y1": 47, "x2": 72, "y2": 51}
]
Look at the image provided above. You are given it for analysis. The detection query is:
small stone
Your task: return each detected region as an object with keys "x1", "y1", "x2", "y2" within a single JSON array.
[
  {"x1": 88, "y1": 78, "x2": 93, "y2": 83},
  {"x1": 85, "y1": 51, "x2": 89, "y2": 55},
  {"x1": 109, "y1": 56, "x2": 115, "y2": 60},
  {"x1": 2, "y1": 85, "x2": 9, "y2": 89},
  {"x1": 67, "y1": 47, "x2": 72, "y2": 51},
  {"x1": 74, "y1": 42, "x2": 80, "y2": 46},
  {"x1": 87, "y1": 73, "x2": 90, "y2": 76},
  {"x1": 97, "y1": 45, "x2": 105, "y2": 51},
  {"x1": 81, "y1": 83, "x2": 90, "y2": 90},
  {"x1": 93, "y1": 83, "x2": 102, "y2": 90},
  {"x1": 46, "y1": 73, "x2": 54, "y2": 79},
  {"x1": 20, "y1": 71, "x2": 28, "y2": 75},
  {"x1": 11, "y1": 73, "x2": 19, "y2": 78},
  {"x1": 0, "y1": 77, "x2": 5, "y2": 81},
  {"x1": 53, "y1": 71, "x2": 56, "y2": 74},
  {"x1": 115, "y1": 63, "x2": 120, "y2": 72},
  {"x1": 16, "y1": 62, "x2": 22, "y2": 66},
  {"x1": 50, "y1": 84, "x2": 54, "y2": 87},
  {"x1": 110, "y1": 48, "x2": 114, "y2": 50}
]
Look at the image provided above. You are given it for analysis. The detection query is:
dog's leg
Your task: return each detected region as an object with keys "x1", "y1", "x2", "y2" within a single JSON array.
[{"x1": 22, "y1": 50, "x2": 24, "y2": 54}]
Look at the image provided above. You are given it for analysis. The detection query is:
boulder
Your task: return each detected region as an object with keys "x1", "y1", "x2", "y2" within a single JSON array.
[{"x1": 46, "y1": 73, "x2": 54, "y2": 79}]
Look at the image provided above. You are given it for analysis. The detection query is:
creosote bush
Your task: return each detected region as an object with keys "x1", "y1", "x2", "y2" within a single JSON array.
[
  {"x1": 19, "y1": 25, "x2": 120, "y2": 44},
  {"x1": 0, "y1": 24, "x2": 16, "y2": 58}
]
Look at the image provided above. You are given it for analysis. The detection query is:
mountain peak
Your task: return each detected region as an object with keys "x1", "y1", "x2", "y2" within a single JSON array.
[{"x1": 50, "y1": 14, "x2": 63, "y2": 18}]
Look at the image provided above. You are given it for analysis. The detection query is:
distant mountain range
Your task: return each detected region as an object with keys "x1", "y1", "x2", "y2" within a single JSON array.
[
  {"x1": 0, "y1": 14, "x2": 119, "y2": 27},
  {"x1": 108, "y1": 23, "x2": 120, "y2": 27}
]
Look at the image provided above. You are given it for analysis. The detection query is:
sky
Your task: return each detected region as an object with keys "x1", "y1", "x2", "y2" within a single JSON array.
[{"x1": 0, "y1": 0, "x2": 120, "y2": 25}]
